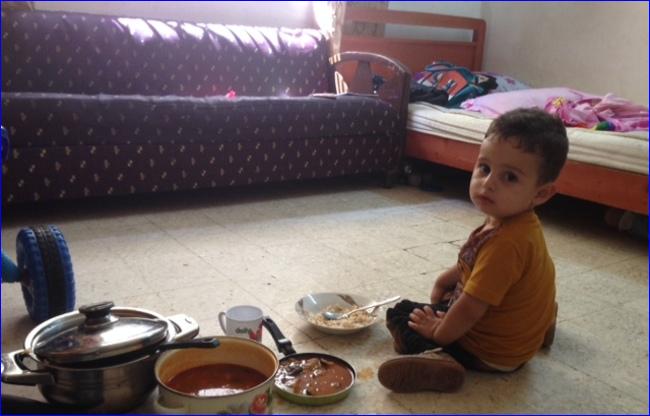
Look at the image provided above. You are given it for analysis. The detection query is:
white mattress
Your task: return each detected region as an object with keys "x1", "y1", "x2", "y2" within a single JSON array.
[{"x1": 407, "y1": 102, "x2": 649, "y2": 175}]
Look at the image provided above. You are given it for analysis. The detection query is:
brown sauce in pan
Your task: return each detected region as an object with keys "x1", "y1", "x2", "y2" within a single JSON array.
[
  {"x1": 166, "y1": 363, "x2": 267, "y2": 396},
  {"x1": 276, "y1": 357, "x2": 353, "y2": 396}
]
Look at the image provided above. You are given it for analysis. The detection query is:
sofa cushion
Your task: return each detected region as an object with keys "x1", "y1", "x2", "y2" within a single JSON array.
[
  {"x1": 2, "y1": 93, "x2": 402, "y2": 149},
  {"x1": 2, "y1": 10, "x2": 332, "y2": 96},
  {"x1": 3, "y1": 131, "x2": 403, "y2": 204}
]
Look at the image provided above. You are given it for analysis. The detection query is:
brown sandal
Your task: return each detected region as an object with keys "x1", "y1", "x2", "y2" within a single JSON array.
[{"x1": 378, "y1": 349, "x2": 465, "y2": 393}]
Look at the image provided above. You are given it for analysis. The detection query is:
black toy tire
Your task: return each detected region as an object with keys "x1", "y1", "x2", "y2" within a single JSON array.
[
  {"x1": 16, "y1": 225, "x2": 75, "y2": 323},
  {"x1": 48, "y1": 225, "x2": 76, "y2": 313}
]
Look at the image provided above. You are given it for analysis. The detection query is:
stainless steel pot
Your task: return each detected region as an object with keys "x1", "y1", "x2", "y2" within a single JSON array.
[{"x1": 1, "y1": 301, "x2": 202, "y2": 413}]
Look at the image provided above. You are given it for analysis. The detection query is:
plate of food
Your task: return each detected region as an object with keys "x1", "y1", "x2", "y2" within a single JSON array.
[{"x1": 295, "y1": 293, "x2": 399, "y2": 335}]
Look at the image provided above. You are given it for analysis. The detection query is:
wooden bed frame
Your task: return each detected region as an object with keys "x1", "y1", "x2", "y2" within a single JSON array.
[{"x1": 342, "y1": 8, "x2": 648, "y2": 215}]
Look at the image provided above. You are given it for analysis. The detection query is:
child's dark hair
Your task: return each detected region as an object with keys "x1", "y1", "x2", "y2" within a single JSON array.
[{"x1": 485, "y1": 108, "x2": 569, "y2": 184}]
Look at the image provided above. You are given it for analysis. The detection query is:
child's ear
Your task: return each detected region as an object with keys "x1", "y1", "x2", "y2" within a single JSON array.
[{"x1": 533, "y1": 183, "x2": 556, "y2": 206}]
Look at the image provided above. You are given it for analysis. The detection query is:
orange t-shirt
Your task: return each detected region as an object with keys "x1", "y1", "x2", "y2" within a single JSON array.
[{"x1": 456, "y1": 210, "x2": 556, "y2": 368}]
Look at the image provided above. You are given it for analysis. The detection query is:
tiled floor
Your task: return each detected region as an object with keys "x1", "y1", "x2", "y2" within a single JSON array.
[{"x1": 2, "y1": 173, "x2": 648, "y2": 414}]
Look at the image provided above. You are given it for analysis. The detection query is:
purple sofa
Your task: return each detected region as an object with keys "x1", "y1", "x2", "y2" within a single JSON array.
[{"x1": 1, "y1": 10, "x2": 410, "y2": 204}]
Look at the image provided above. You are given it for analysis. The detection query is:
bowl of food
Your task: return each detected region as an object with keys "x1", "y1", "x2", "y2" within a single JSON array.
[{"x1": 295, "y1": 293, "x2": 385, "y2": 335}]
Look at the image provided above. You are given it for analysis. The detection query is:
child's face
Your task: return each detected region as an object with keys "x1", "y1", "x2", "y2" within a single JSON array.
[{"x1": 470, "y1": 135, "x2": 555, "y2": 220}]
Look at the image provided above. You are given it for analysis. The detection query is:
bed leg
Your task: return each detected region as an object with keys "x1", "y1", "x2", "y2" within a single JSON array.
[{"x1": 383, "y1": 168, "x2": 401, "y2": 188}]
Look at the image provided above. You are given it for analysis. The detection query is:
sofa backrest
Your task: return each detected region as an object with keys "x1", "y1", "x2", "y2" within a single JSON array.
[{"x1": 2, "y1": 10, "x2": 333, "y2": 97}]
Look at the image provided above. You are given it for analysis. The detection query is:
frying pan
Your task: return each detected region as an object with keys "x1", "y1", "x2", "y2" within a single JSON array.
[{"x1": 262, "y1": 317, "x2": 356, "y2": 406}]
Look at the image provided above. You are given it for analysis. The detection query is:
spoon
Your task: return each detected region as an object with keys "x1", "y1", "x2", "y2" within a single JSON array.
[{"x1": 323, "y1": 295, "x2": 401, "y2": 320}]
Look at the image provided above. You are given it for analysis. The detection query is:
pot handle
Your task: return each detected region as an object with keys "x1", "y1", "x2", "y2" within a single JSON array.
[
  {"x1": 262, "y1": 316, "x2": 296, "y2": 356},
  {"x1": 1, "y1": 351, "x2": 55, "y2": 386},
  {"x1": 156, "y1": 337, "x2": 220, "y2": 352},
  {"x1": 167, "y1": 314, "x2": 200, "y2": 341}
]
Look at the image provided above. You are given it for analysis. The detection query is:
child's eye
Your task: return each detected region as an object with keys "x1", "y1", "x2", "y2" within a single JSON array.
[
  {"x1": 505, "y1": 172, "x2": 518, "y2": 183},
  {"x1": 478, "y1": 164, "x2": 490, "y2": 175}
]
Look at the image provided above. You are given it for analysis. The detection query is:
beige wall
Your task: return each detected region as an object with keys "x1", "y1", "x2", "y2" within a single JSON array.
[
  {"x1": 482, "y1": 2, "x2": 648, "y2": 105},
  {"x1": 33, "y1": 1, "x2": 315, "y2": 28}
]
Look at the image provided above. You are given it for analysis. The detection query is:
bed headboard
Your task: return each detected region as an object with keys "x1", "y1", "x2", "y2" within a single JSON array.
[{"x1": 341, "y1": 8, "x2": 486, "y2": 74}]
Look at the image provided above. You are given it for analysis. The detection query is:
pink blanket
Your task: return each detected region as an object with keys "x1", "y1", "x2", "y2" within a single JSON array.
[
  {"x1": 461, "y1": 88, "x2": 648, "y2": 132},
  {"x1": 545, "y1": 94, "x2": 648, "y2": 132}
]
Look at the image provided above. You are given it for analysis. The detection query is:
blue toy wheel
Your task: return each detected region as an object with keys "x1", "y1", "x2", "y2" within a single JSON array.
[{"x1": 16, "y1": 225, "x2": 75, "y2": 323}]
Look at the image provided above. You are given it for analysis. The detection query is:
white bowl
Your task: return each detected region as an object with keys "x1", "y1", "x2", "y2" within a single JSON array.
[{"x1": 295, "y1": 293, "x2": 381, "y2": 335}]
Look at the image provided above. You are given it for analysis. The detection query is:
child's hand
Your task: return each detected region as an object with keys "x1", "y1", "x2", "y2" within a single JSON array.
[{"x1": 407, "y1": 305, "x2": 443, "y2": 340}]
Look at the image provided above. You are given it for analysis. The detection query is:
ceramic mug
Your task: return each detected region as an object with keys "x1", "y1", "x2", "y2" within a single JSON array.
[
  {"x1": 218, "y1": 305, "x2": 264, "y2": 341},
  {"x1": 154, "y1": 336, "x2": 278, "y2": 414}
]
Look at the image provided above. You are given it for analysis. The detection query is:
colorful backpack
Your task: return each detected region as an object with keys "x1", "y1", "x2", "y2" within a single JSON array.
[{"x1": 417, "y1": 61, "x2": 494, "y2": 108}]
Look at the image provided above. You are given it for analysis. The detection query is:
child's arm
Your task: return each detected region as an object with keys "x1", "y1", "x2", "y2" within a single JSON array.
[
  {"x1": 430, "y1": 264, "x2": 461, "y2": 304},
  {"x1": 408, "y1": 292, "x2": 489, "y2": 346}
]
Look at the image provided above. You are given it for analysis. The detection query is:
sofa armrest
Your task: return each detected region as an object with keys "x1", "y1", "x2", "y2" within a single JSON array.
[{"x1": 329, "y1": 52, "x2": 411, "y2": 125}]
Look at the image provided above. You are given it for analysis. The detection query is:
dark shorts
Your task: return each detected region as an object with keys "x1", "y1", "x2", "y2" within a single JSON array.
[{"x1": 386, "y1": 299, "x2": 522, "y2": 372}]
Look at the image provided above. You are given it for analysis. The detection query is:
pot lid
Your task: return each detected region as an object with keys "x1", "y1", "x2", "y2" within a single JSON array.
[{"x1": 33, "y1": 301, "x2": 169, "y2": 364}]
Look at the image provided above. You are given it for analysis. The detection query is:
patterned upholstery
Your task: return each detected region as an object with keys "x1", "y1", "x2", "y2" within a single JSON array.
[
  {"x1": 3, "y1": 11, "x2": 331, "y2": 96},
  {"x1": 2, "y1": 11, "x2": 404, "y2": 204}
]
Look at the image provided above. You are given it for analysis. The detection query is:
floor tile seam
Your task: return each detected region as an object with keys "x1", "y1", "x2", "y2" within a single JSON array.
[{"x1": 545, "y1": 354, "x2": 649, "y2": 403}]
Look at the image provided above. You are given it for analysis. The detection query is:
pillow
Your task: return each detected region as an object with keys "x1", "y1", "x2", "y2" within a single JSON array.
[{"x1": 460, "y1": 87, "x2": 598, "y2": 118}]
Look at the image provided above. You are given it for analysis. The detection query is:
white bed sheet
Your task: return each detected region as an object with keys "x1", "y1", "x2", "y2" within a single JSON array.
[{"x1": 407, "y1": 102, "x2": 649, "y2": 175}]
